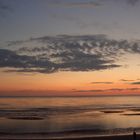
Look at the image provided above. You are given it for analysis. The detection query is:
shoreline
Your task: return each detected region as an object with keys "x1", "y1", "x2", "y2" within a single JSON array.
[{"x1": 0, "y1": 133, "x2": 139, "y2": 140}]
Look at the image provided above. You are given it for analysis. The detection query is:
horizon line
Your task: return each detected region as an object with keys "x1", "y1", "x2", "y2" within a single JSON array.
[{"x1": 0, "y1": 94, "x2": 140, "y2": 98}]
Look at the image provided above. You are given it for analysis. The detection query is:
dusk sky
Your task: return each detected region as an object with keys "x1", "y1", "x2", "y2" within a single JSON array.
[{"x1": 0, "y1": 0, "x2": 140, "y2": 96}]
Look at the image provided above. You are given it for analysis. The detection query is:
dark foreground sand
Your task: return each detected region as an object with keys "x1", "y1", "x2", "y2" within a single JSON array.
[
  {"x1": 0, "y1": 134, "x2": 139, "y2": 140},
  {"x1": 49, "y1": 135, "x2": 139, "y2": 140}
]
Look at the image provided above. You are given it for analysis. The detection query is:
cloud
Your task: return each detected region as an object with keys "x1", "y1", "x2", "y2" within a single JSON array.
[
  {"x1": 120, "y1": 79, "x2": 135, "y2": 82},
  {"x1": 131, "y1": 81, "x2": 140, "y2": 84},
  {"x1": 75, "y1": 88, "x2": 140, "y2": 93},
  {"x1": 0, "y1": 49, "x2": 57, "y2": 73},
  {"x1": 127, "y1": 0, "x2": 139, "y2": 6},
  {"x1": 128, "y1": 88, "x2": 140, "y2": 90},
  {"x1": 3, "y1": 34, "x2": 140, "y2": 74},
  {"x1": 0, "y1": 1, "x2": 13, "y2": 17},
  {"x1": 75, "y1": 89, "x2": 103, "y2": 93},
  {"x1": 49, "y1": 1, "x2": 102, "y2": 8},
  {"x1": 0, "y1": 46, "x2": 120, "y2": 74},
  {"x1": 91, "y1": 82, "x2": 113, "y2": 84}
]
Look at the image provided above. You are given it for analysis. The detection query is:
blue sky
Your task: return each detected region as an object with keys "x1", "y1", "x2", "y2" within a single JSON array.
[{"x1": 1, "y1": 0, "x2": 140, "y2": 45}]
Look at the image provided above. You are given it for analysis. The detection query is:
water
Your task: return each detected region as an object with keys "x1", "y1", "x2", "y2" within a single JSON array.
[{"x1": 0, "y1": 96, "x2": 140, "y2": 138}]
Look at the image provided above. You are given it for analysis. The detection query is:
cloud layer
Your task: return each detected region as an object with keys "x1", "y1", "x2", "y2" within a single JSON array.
[
  {"x1": 1, "y1": 34, "x2": 140, "y2": 74},
  {"x1": 75, "y1": 88, "x2": 140, "y2": 93},
  {"x1": 49, "y1": 0, "x2": 102, "y2": 8}
]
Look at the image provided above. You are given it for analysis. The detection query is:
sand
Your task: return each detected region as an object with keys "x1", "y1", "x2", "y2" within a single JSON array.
[
  {"x1": 0, "y1": 134, "x2": 139, "y2": 140},
  {"x1": 49, "y1": 134, "x2": 139, "y2": 140}
]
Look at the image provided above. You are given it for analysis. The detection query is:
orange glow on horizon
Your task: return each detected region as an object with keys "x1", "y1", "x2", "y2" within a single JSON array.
[{"x1": 0, "y1": 65, "x2": 140, "y2": 96}]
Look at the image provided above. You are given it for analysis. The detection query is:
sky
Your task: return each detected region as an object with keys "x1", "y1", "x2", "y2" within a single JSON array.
[{"x1": 0, "y1": 0, "x2": 140, "y2": 96}]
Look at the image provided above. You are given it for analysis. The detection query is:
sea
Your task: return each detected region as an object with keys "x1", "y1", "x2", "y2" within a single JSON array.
[{"x1": 0, "y1": 96, "x2": 140, "y2": 139}]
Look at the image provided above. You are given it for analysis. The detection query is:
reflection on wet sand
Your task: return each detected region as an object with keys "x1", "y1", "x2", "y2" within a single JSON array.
[{"x1": 0, "y1": 96, "x2": 140, "y2": 139}]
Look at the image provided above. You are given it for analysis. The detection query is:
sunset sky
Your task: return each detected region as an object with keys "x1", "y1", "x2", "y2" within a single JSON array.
[{"x1": 0, "y1": 0, "x2": 140, "y2": 96}]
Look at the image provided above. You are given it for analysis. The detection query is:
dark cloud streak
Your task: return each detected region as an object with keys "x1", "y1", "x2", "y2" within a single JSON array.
[
  {"x1": 120, "y1": 79, "x2": 135, "y2": 82},
  {"x1": 131, "y1": 81, "x2": 140, "y2": 84},
  {"x1": 127, "y1": 0, "x2": 139, "y2": 6},
  {"x1": 91, "y1": 82, "x2": 113, "y2": 84},
  {"x1": 75, "y1": 88, "x2": 140, "y2": 93},
  {"x1": 0, "y1": 1, "x2": 13, "y2": 17},
  {"x1": 49, "y1": 0, "x2": 102, "y2": 8}
]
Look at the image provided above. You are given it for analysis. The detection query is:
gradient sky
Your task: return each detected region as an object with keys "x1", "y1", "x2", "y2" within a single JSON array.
[{"x1": 0, "y1": 0, "x2": 140, "y2": 96}]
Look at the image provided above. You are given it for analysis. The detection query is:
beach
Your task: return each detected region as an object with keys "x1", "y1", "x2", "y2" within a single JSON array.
[
  {"x1": 50, "y1": 135, "x2": 139, "y2": 140},
  {"x1": 0, "y1": 96, "x2": 140, "y2": 139}
]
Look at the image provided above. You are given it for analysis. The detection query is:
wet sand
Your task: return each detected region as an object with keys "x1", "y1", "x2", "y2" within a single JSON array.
[
  {"x1": 49, "y1": 134, "x2": 139, "y2": 140},
  {"x1": 0, "y1": 134, "x2": 139, "y2": 140}
]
